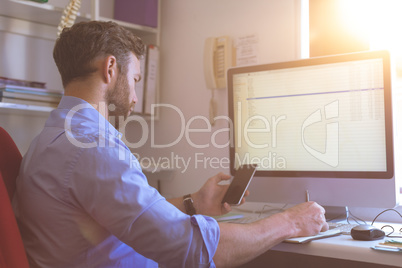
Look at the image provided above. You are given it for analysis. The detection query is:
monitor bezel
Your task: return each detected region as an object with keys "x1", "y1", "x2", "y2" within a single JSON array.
[{"x1": 227, "y1": 50, "x2": 394, "y2": 180}]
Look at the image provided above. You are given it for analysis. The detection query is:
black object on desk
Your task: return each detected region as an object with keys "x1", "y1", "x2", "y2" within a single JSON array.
[{"x1": 351, "y1": 224, "x2": 385, "y2": 241}]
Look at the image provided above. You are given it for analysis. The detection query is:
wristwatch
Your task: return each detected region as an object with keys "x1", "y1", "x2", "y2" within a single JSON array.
[{"x1": 183, "y1": 194, "x2": 196, "y2": 216}]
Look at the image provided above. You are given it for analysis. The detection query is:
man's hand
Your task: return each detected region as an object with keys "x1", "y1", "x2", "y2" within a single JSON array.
[
  {"x1": 281, "y1": 201, "x2": 329, "y2": 237},
  {"x1": 192, "y1": 172, "x2": 249, "y2": 216},
  {"x1": 214, "y1": 201, "x2": 328, "y2": 267}
]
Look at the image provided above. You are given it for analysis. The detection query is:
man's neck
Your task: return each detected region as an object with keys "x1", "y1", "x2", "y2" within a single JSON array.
[{"x1": 64, "y1": 80, "x2": 109, "y2": 119}]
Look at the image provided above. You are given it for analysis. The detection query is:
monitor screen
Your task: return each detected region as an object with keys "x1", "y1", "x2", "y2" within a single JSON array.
[{"x1": 227, "y1": 50, "x2": 399, "y2": 208}]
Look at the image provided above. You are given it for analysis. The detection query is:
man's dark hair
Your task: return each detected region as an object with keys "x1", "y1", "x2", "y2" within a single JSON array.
[{"x1": 53, "y1": 21, "x2": 146, "y2": 87}]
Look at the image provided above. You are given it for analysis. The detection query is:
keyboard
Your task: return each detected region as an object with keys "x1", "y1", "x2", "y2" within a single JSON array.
[{"x1": 327, "y1": 222, "x2": 358, "y2": 235}]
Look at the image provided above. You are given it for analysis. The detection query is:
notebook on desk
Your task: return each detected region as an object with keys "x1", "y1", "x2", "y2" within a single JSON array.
[
  {"x1": 215, "y1": 213, "x2": 342, "y2": 243},
  {"x1": 284, "y1": 229, "x2": 342, "y2": 244}
]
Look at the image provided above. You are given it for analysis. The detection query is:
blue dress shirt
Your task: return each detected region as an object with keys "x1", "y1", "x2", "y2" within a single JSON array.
[{"x1": 13, "y1": 96, "x2": 220, "y2": 268}]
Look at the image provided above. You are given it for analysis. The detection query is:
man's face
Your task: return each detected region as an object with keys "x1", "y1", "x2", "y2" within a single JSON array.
[{"x1": 105, "y1": 53, "x2": 141, "y2": 129}]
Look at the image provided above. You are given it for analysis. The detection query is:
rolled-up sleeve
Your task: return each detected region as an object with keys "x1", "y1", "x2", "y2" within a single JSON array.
[
  {"x1": 190, "y1": 215, "x2": 220, "y2": 268},
  {"x1": 127, "y1": 200, "x2": 220, "y2": 268},
  {"x1": 68, "y1": 139, "x2": 220, "y2": 267}
]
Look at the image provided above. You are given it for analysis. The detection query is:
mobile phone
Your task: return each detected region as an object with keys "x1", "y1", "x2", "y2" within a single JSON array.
[{"x1": 222, "y1": 164, "x2": 257, "y2": 205}]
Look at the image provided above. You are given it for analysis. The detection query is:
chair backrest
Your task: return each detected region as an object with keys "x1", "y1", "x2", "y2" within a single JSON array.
[
  {"x1": 0, "y1": 127, "x2": 29, "y2": 268},
  {"x1": 0, "y1": 127, "x2": 22, "y2": 201},
  {"x1": 0, "y1": 173, "x2": 30, "y2": 268}
]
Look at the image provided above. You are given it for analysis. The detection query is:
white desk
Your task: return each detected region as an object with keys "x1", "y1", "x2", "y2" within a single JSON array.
[
  {"x1": 238, "y1": 233, "x2": 401, "y2": 268},
  {"x1": 272, "y1": 233, "x2": 401, "y2": 267},
  {"x1": 229, "y1": 205, "x2": 402, "y2": 268}
]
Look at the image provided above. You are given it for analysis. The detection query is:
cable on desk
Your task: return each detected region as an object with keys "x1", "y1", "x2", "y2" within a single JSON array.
[
  {"x1": 371, "y1": 208, "x2": 402, "y2": 238},
  {"x1": 347, "y1": 208, "x2": 367, "y2": 225},
  {"x1": 325, "y1": 206, "x2": 366, "y2": 225}
]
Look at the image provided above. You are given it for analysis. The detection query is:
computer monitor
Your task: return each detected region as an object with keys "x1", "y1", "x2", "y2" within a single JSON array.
[{"x1": 227, "y1": 50, "x2": 400, "y2": 209}]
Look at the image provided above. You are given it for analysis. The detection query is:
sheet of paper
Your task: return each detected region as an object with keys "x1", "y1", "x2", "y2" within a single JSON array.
[{"x1": 235, "y1": 34, "x2": 259, "y2": 66}]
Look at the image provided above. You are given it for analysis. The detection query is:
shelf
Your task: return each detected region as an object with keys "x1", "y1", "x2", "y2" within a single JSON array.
[
  {"x1": 0, "y1": 0, "x2": 159, "y2": 43},
  {"x1": 0, "y1": 102, "x2": 54, "y2": 115},
  {"x1": 0, "y1": 0, "x2": 160, "y2": 117},
  {"x1": 0, "y1": 0, "x2": 87, "y2": 27}
]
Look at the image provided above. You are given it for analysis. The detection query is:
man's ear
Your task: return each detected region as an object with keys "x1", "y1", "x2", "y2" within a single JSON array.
[{"x1": 103, "y1": 55, "x2": 118, "y2": 84}]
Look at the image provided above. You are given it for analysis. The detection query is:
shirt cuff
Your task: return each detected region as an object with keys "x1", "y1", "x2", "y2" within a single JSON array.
[{"x1": 190, "y1": 215, "x2": 220, "y2": 267}]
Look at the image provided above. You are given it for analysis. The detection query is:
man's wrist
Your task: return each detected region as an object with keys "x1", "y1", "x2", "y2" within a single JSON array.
[
  {"x1": 183, "y1": 194, "x2": 197, "y2": 216},
  {"x1": 277, "y1": 210, "x2": 298, "y2": 239}
]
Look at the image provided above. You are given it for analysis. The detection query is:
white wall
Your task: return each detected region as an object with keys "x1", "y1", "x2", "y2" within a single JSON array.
[{"x1": 130, "y1": 0, "x2": 302, "y2": 197}]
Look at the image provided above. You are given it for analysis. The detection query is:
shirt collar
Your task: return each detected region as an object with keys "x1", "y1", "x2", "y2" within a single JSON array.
[{"x1": 49, "y1": 96, "x2": 122, "y2": 139}]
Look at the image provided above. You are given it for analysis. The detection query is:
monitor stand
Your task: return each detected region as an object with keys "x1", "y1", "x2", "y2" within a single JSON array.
[{"x1": 324, "y1": 206, "x2": 348, "y2": 222}]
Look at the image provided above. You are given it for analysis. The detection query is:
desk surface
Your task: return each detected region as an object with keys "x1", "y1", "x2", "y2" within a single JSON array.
[
  {"x1": 229, "y1": 205, "x2": 402, "y2": 267},
  {"x1": 273, "y1": 232, "x2": 401, "y2": 267}
]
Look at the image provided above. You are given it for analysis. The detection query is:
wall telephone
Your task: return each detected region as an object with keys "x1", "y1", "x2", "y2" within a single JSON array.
[{"x1": 203, "y1": 36, "x2": 234, "y2": 89}]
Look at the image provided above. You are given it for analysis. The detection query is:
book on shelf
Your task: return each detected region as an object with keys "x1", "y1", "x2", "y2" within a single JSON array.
[
  {"x1": 0, "y1": 97, "x2": 58, "y2": 108},
  {"x1": 133, "y1": 46, "x2": 147, "y2": 114},
  {"x1": 0, "y1": 89, "x2": 61, "y2": 103},
  {"x1": 0, "y1": 77, "x2": 46, "y2": 89},
  {"x1": 0, "y1": 84, "x2": 63, "y2": 108},
  {"x1": 143, "y1": 45, "x2": 159, "y2": 115}
]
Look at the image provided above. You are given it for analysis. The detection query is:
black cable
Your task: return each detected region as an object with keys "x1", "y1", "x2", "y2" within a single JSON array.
[
  {"x1": 371, "y1": 208, "x2": 402, "y2": 238},
  {"x1": 348, "y1": 210, "x2": 367, "y2": 225},
  {"x1": 371, "y1": 208, "x2": 402, "y2": 225}
]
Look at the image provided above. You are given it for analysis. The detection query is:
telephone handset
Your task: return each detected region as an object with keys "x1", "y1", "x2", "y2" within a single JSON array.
[{"x1": 203, "y1": 36, "x2": 234, "y2": 89}]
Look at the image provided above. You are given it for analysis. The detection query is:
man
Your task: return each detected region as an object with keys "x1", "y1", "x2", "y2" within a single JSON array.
[{"x1": 13, "y1": 21, "x2": 328, "y2": 267}]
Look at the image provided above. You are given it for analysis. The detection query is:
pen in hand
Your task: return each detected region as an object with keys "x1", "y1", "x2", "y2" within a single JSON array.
[{"x1": 305, "y1": 190, "x2": 310, "y2": 202}]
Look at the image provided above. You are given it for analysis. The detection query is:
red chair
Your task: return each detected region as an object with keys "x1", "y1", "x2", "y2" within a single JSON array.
[
  {"x1": 0, "y1": 127, "x2": 29, "y2": 268},
  {"x1": 0, "y1": 127, "x2": 22, "y2": 201}
]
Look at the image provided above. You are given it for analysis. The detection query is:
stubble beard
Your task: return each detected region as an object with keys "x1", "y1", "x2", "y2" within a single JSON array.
[{"x1": 105, "y1": 74, "x2": 133, "y2": 130}]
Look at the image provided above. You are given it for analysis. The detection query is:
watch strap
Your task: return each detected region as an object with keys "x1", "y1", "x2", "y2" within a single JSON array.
[{"x1": 183, "y1": 194, "x2": 196, "y2": 216}]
